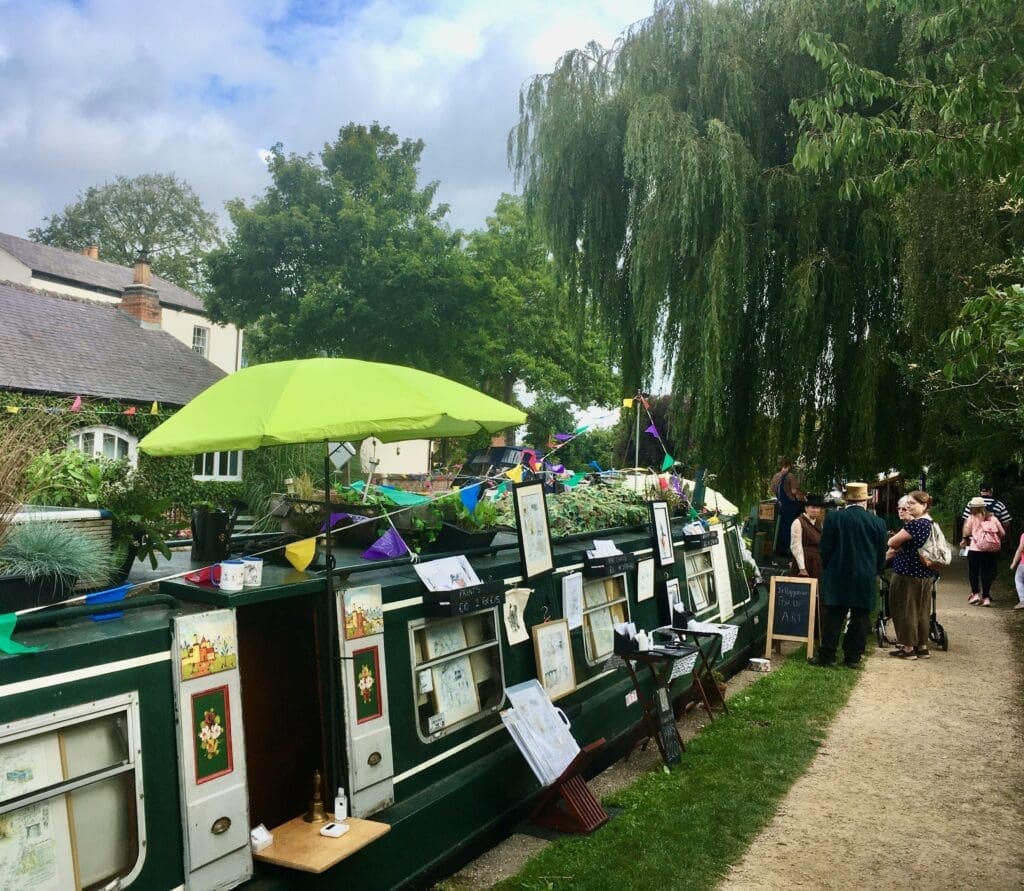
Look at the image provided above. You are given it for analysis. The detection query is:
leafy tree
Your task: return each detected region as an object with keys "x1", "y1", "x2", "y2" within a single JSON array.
[
  {"x1": 205, "y1": 124, "x2": 478, "y2": 372},
  {"x1": 30, "y1": 173, "x2": 220, "y2": 293},
  {"x1": 511, "y1": 0, "x2": 913, "y2": 499}
]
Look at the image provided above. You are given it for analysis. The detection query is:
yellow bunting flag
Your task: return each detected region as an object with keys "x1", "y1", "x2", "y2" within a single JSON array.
[
  {"x1": 150, "y1": 401, "x2": 159, "y2": 415},
  {"x1": 622, "y1": 398, "x2": 634, "y2": 408},
  {"x1": 284, "y1": 537, "x2": 317, "y2": 572},
  {"x1": 5, "y1": 406, "x2": 19, "y2": 414},
  {"x1": 504, "y1": 465, "x2": 524, "y2": 484}
]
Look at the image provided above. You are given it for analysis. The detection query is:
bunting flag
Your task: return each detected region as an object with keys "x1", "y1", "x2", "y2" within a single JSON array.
[
  {"x1": 644, "y1": 424, "x2": 660, "y2": 437},
  {"x1": 563, "y1": 471, "x2": 587, "y2": 488},
  {"x1": 495, "y1": 481, "x2": 509, "y2": 497},
  {"x1": 5, "y1": 406, "x2": 18, "y2": 414},
  {"x1": 362, "y1": 527, "x2": 410, "y2": 561},
  {"x1": 150, "y1": 401, "x2": 159, "y2": 415},
  {"x1": 184, "y1": 566, "x2": 214, "y2": 585},
  {"x1": 504, "y1": 465, "x2": 524, "y2": 483},
  {"x1": 573, "y1": 424, "x2": 589, "y2": 434},
  {"x1": 86, "y1": 583, "x2": 130, "y2": 621},
  {"x1": 0, "y1": 613, "x2": 41, "y2": 655},
  {"x1": 661, "y1": 454, "x2": 675, "y2": 471},
  {"x1": 640, "y1": 397, "x2": 651, "y2": 410},
  {"x1": 588, "y1": 461, "x2": 604, "y2": 472},
  {"x1": 285, "y1": 537, "x2": 317, "y2": 571},
  {"x1": 622, "y1": 398, "x2": 634, "y2": 408},
  {"x1": 459, "y1": 482, "x2": 482, "y2": 517},
  {"x1": 671, "y1": 475, "x2": 683, "y2": 495},
  {"x1": 70, "y1": 395, "x2": 82, "y2": 412},
  {"x1": 553, "y1": 433, "x2": 573, "y2": 442},
  {"x1": 123, "y1": 406, "x2": 137, "y2": 416}
]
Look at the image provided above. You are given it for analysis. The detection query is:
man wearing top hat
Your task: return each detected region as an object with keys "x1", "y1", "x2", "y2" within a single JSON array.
[{"x1": 811, "y1": 482, "x2": 888, "y2": 668}]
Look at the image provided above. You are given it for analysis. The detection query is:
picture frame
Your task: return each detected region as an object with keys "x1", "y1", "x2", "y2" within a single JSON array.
[
  {"x1": 636, "y1": 558, "x2": 655, "y2": 602},
  {"x1": 423, "y1": 619, "x2": 469, "y2": 660},
  {"x1": 513, "y1": 481, "x2": 554, "y2": 580},
  {"x1": 650, "y1": 500, "x2": 675, "y2": 566},
  {"x1": 532, "y1": 619, "x2": 577, "y2": 701},
  {"x1": 431, "y1": 654, "x2": 480, "y2": 726},
  {"x1": 561, "y1": 572, "x2": 584, "y2": 629},
  {"x1": 665, "y1": 577, "x2": 682, "y2": 618}
]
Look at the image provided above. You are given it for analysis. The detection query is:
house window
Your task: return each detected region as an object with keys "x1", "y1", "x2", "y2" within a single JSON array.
[
  {"x1": 69, "y1": 425, "x2": 138, "y2": 467},
  {"x1": 582, "y1": 575, "x2": 630, "y2": 664},
  {"x1": 684, "y1": 550, "x2": 718, "y2": 614},
  {"x1": 193, "y1": 451, "x2": 243, "y2": 481},
  {"x1": 410, "y1": 609, "x2": 504, "y2": 742},
  {"x1": 192, "y1": 325, "x2": 209, "y2": 358},
  {"x1": 0, "y1": 693, "x2": 146, "y2": 889}
]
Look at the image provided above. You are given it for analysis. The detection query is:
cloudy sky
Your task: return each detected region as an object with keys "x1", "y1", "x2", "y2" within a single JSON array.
[{"x1": 0, "y1": 0, "x2": 654, "y2": 239}]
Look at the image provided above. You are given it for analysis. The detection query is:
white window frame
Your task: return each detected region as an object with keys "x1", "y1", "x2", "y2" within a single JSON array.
[
  {"x1": 69, "y1": 425, "x2": 138, "y2": 467},
  {"x1": 0, "y1": 692, "x2": 148, "y2": 887},
  {"x1": 581, "y1": 573, "x2": 631, "y2": 665},
  {"x1": 192, "y1": 450, "x2": 243, "y2": 482},
  {"x1": 192, "y1": 325, "x2": 209, "y2": 358},
  {"x1": 684, "y1": 549, "x2": 719, "y2": 616}
]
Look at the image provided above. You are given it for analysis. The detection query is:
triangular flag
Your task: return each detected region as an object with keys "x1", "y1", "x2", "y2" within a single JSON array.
[
  {"x1": 0, "y1": 613, "x2": 41, "y2": 655},
  {"x1": 86, "y1": 584, "x2": 131, "y2": 622},
  {"x1": 5, "y1": 406, "x2": 19, "y2": 414},
  {"x1": 70, "y1": 395, "x2": 82, "y2": 412},
  {"x1": 150, "y1": 401, "x2": 159, "y2": 415},
  {"x1": 362, "y1": 527, "x2": 410, "y2": 561},
  {"x1": 123, "y1": 406, "x2": 137, "y2": 416},
  {"x1": 574, "y1": 425, "x2": 589, "y2": 434},
  {"x1": 588, "y1": 461, "x2": 604, "y2": 472},
  {"x1": 460, "y1": 483, "x2": 481, "y2": 517},
  {"x1": 495, "y1": 481, "x2": 509, "y2": 497},
  {"x1": 644, "y1": 424, "x2": 659, "y2": 437},
  {"x1": 622, "y1": 398, "x2": 634, "y2": 408},
  {"x1": 285, "y1": 537, "x2": 317, "y2": 571},
  {"x1": 563, "y1": 471, "x2": 587, "y2": 488},
  {"x1": 504, "y1": 465, "x2": 523, "y2": 483},
  {"x1": 661, "y1": 454, "x2": 675, "y2": 471},
  {"x1": 553, "y1": 433, "x2": 573, "y2": 442}
]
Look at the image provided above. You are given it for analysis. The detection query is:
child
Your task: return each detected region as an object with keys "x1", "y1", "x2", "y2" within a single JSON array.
[{"x1": 1010, "y1": 533, "x2": 1024, "y2": 610}]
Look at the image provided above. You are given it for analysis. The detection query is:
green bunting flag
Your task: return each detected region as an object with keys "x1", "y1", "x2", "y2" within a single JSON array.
[
  {"x1": 562, "y1": 471, "x2": 587, "y2": 488},
  {"x1": 0, "y1": 613, "x2": 41, "y2": 655},
  {"x1": 661, "y1": 454, "x2": 675, "y2": 471}
]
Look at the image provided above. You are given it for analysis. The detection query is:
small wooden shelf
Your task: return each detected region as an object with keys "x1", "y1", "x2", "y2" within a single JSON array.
[{"x1": 253, "y1": 814, "x2": 391, "y2": 874}]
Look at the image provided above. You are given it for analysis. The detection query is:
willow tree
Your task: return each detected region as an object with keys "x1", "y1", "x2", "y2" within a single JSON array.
[{"x1": 511, "y1": 0, "x2": 918, "y2": 496}]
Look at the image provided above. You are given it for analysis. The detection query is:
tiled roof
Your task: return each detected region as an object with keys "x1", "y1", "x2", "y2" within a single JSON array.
[
  {"x1": 0, "y1": 280, "x2": 224, "y2": 405},
  {"x1": 0, "y1": 232, "x2": 207, "y2": 313}
]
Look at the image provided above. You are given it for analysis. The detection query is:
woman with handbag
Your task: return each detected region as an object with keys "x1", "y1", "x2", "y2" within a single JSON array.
[
  {"x1": 961, "y1": 496, "x2": 1005, "y2": 606},
  {"x1": 886, "y1": 490, "x2": 938, "y2": 659}
]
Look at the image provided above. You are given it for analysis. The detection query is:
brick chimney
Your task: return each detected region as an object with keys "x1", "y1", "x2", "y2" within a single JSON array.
[
  {"x1": 80, "y1": 245, "x2": 99, "y2": 259},
  {"x1": 120, "y1": 252, "x2": 161, "y2": 329}
]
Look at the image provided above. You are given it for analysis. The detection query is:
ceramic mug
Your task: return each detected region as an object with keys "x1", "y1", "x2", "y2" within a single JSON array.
[
  {"x1": 242, "y1": 556, "x2": 264, "y2": 587},
  {"x1": 213, "y1": 559, "x2": 246, "y2": 592}
]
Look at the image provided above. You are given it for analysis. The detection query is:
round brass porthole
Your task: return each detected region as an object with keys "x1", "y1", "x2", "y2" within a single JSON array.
[
  {"x1": 211, "y1": 816, "x2": 232, "y2": 835},
  {"x1": 367, "y1": 751, "x2": 382, "y2": 767}
]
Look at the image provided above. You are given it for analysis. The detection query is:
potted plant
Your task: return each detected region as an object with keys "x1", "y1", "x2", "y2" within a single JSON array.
[{"x1": 423, "y1": 493, "x2": 502, "y2": 554}]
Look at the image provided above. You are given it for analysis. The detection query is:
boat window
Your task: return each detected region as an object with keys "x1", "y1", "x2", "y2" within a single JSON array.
[
  {"x1": 193, "y1": 449, "x2": 243, "y2": 481},
  {"x1": 684, "y1": 550, "x2": 718, "y2": 614},
  {"x1": 69, "y1": 425, "x2": 138, "y2": 468},
  {"x1": 0, "y1": 693, "x2": 145, "y2": 889},
  {"x1": 410, "y1": 609, "x2": 504, "y2": 742},
  {"x1": 582, "y1": 575, "x2": 630, "y2": 664}
]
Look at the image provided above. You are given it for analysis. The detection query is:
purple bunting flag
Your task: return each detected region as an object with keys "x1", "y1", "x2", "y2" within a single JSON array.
[
  {"x1": 362, "y1": 527, "x2": 411, "y2": 561},
  {"x1": 644, "y1": 424, "x2": 660, "y2": 437},
  {"x1": 554, "y1": 433, "x2": 573, "y2": 442}
]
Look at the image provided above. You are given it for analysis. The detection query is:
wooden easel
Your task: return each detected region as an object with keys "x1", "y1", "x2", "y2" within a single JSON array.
[{"x1": 529, "y1": 740, "x2": 608, "y2": 834}]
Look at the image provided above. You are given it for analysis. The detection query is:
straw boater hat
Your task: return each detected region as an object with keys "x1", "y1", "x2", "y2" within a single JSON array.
[{"x1": 844, "y1": 482, "x2": 869, "y2": 502}]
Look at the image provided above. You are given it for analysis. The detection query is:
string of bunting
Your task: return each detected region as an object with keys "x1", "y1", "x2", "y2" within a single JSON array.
[{"x1": 5, "y1": 395, "x2": 161, "y2": 416}]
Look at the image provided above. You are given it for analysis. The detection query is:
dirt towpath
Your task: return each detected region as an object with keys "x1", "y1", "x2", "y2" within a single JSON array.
[{"x1": 722, "y1": 559, "x2": 1024, "y2": 890}]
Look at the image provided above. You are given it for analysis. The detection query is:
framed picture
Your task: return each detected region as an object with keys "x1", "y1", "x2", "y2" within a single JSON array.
[
  {"x1": 665, "y1": 577, "x2": 682, "y2": 619},
  {"x1": 689, "y1": 576, "x2": 710, "y2": 611},
  {"x1": 514, "y1": 481, "x2": 554, "y2": 580},
  {"x1": 561, "y1": 572, "x2": 584, "y2": 629},
  {"x1": 423, "y1": 619, "x2": 469, "y2": 660},
  {"x1": 191, "y1": 685, "x2": 234, "y2": 784},
  {"x1": 532, "y1": 619, "x2": 577, "y2": 701},
  {"x1": 650, "y1": 500, "x2": 675, "y2": 566},
  {"x1": 636, "y1": 558, "x2": 655, "y2": 602},
  {"x1": 431, "y1": 655, "x2": 480, "y2": 726}
]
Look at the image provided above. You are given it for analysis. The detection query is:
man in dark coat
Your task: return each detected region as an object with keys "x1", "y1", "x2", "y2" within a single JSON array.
[{"x1": 812, "y1": 481, "x2": 888, "y2": 668}]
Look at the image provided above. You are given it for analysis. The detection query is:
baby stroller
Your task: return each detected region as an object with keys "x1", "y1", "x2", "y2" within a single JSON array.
[{"x1": 875, "y1": 572, "x2": 949, "y2": 651}]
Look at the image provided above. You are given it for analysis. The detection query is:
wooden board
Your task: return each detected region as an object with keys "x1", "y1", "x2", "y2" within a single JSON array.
[
  {"x1": 253, "y1": 814, "x2": 390, "y2": 874},
  {"x1": 765, "y1": 576, "x2": 817, "y2": 659}
]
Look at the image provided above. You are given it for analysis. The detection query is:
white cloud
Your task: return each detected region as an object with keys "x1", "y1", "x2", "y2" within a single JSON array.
[{"x1": 0, "y1": 0, "x2": 652, "y2": 237}]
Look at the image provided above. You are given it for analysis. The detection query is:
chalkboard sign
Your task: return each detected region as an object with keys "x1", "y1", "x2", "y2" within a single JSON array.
[
  {"x1": 765, "y1": 576, "x2": 817, "y2": 659},
  {"x1": 653, "y1": 686, "x2": 682, "y2": 767}
]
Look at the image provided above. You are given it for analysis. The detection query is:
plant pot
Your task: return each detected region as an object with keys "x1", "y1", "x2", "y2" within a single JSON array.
[
  {"x1": 423, "y1": 522, "x2": 498, "y2": 555},
  {"x1": 0, "y1": 573, "x2": 73, "y2": 612}
]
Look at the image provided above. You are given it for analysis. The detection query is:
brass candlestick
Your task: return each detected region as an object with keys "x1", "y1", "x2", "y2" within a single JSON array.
[{"x1": 303, "y1": 769, "x2": 328, "y2": 823}]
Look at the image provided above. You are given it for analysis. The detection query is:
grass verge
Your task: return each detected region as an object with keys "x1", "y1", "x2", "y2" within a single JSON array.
[{"x1": 495, "y1": 652, "x2": 860, "y2": 891}]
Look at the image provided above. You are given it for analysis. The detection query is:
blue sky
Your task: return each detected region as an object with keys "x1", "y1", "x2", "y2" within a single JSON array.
[{"x1": 0, "y1": 0, "x2": 653, "y2": 238}]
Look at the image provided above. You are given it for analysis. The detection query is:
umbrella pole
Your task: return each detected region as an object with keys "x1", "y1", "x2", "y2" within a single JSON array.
[{"x1": 324, "y1": 448, "x2": 342, "y2": 799}]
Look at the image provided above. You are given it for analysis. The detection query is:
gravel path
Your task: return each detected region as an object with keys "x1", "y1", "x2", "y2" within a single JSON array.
[{"x1": 722, "y1": 560, "x2": 1024, "y2": 890}]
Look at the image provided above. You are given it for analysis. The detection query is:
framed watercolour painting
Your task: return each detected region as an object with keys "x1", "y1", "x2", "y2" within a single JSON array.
[
  {"x1": 532, "y1": 619, "x2": 576, "y2": 701},
  {"x1": 636, "y1": 558, "x2": 655, "y2": 602},
  {"x1": 514, "y1": 481, "x2": 554, "y2": 580},
  {"x1": 665, "y1": 577, "x2": 682, "y2": 620},
  {"x1": 650, "y1": 500, "x2": 675, "y2": 566}
]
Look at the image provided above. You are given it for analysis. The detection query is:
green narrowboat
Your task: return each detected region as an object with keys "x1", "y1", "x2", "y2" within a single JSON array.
[{"x1": 0, "y1": 514, "x2": 767, "y2": 890}]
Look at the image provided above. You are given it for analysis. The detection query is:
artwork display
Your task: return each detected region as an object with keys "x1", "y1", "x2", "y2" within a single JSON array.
[
  {"x1": 343, "y1": 584, "x2": 384, "y2": 640},
  {"x1": 352, "y1": 646, "x2": 383, "y2": 723},
  {"x1": 532, "y1": 619, "x2": 577, "y2": 701},
  {"x1": 636, "y1": 558, "x2": 655, "y2": 602},
  {"x1": 423, "y1": 620, "x2": 469, "y2": 660},
  {"x1": 689, "y1": 577, "x2": 710, "y2": 611},
  {"x1": 500, "y1": 679, "x2": 580, "y2": 787},
  {"x1": 561, "y1": 573, "x2": 584, "y2": 629},
  {"x1": 665, "y1": 577, "x2": 683, "y2": 616},
  {"x1": 414, "y1": 556, "x2": 481, "y2": 592},
  {"x1": 513, "y1": 482, "x2": 554, "y2": 579},
  {"x1": 431, "y1": 655, "x2": 480, "y2": 726},
  {"x1": 191, "y1": 685, "x2": 233, "y2": 784},
  {"x1": 650, "y1": 501, "x2": 675, "y2": 566},
  {"x1": 177, "y1": 612, "x2": 238, "y2": 680},
  {"x1": 503, "y1": 587, "x2": 531, "y2": 645}
]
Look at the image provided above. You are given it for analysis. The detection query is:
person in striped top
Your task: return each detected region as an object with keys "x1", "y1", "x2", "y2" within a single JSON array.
[{"x1": 961, "y1": 483, "x2": 1011, "y2": 528}]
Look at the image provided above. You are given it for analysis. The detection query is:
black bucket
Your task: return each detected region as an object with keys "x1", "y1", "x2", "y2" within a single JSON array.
[{"x1": 191, "y1": 509, "x2": 231, "y2": 562}]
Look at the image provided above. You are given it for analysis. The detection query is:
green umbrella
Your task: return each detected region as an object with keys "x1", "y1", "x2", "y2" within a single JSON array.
[{"x1": 139, "y1": 357, "x2": 525, "y2": 455}]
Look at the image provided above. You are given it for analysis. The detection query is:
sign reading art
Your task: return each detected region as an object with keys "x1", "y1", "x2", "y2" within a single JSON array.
[
  {"x1": 191, "y1": 685, "x2": 234, "y2": 784},
  {"x1": 765, "y1": 576, "x2": 817, "y2": 659}
]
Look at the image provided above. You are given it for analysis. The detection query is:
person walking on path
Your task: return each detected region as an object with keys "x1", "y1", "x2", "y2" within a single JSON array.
[
  {"x1": 810, "y1": 481, "x2": 888, "y2": 669},
  {"x1": 789, "y1": 495, "x2": 825, "y2": 578},
  {"x1": 962, "y1": 497, "x2": 1005, "y2": 606},
  {"x1": 886, "y1": 490, "x2": 938, "y2": 659},
  {"x1": 1009, "y1": 533, "x2": 1024, "y2": 610},
  {"x1": 960, "y1": 482, "x2": 1011, "y2": 540},
  {"x1": 769, "y1": 456, "x2": 805, "y2": 558}
]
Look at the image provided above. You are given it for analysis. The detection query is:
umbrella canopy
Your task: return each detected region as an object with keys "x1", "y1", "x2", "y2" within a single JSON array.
[{"x1": 139, "y1": 358, "x2": 526, "y2": 456}]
